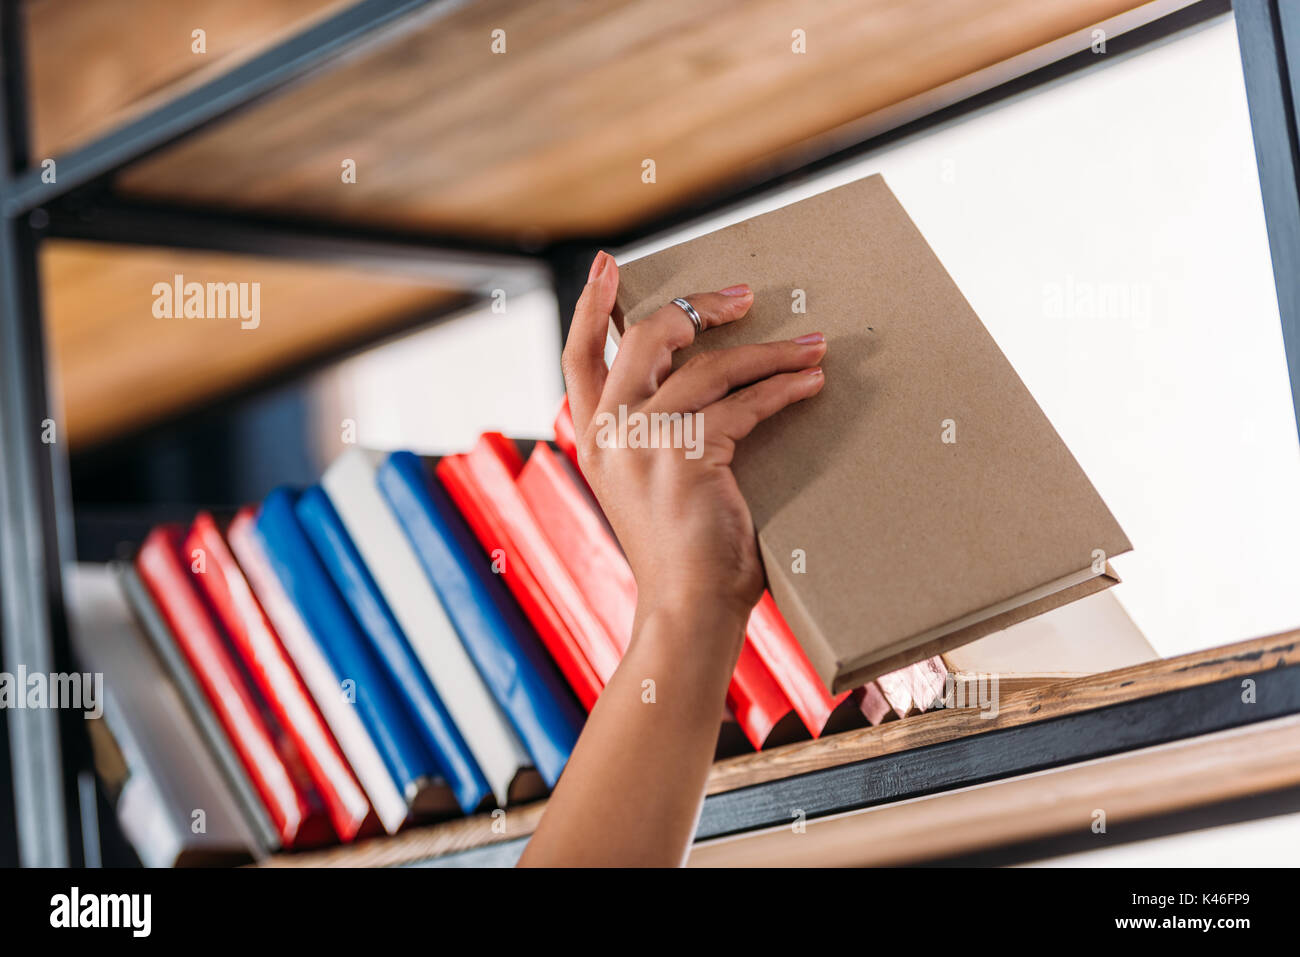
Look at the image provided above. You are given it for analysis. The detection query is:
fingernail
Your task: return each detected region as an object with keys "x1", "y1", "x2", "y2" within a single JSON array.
[
  {"x1": 792, "y1": 332, "x2": 825, "y2": 345},
  {"x1": 802, "y1": 366, "x2": 824, "y2": 377},
  {"x1": 588, "y1": 251, "x2": 607, "y2": 282},
  {"x1": 719, "y1": 284, "x2": 751, "y2": 297}
]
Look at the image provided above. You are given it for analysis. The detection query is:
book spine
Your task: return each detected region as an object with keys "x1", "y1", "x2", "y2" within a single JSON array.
[
  {"x1": 295, "y1": 485, "x2": 491, "y2": 815},
  {"x1": 744, "y1": 592, "x2": 851, "y2": 737},
  {"x1": 463, "y1": 434, "x2": 623, "y2": 682},
  {"x1": 516, "y1": 443, "x2": 635, "y2": 652},
  {"x1": 379, "y1": 451, "x2": 583, "y2": 787},
  {"x1": 552, "y1": 396, "x2": 584, "y2": 476},
  {"x1": 185, "y1": 511, "x2": 372, "y2": 842},
  {"x1": 230, "y1": 509, "x2": 404, "y2": 834},
  {"x1": 131, "y1": 530, "x2": 314, "y2": 852},
  {"x1": 253, "y1": 488, "x2": 447, "y2": 813},
  {"x1": 77, "y1": 564, "x2": 263, "y2": 865},
  {"x1": 856, "y1": 682, "x2": 894, "y2": 726},
  {"x1": 436, "y1": 452, "x2": 604, "y2": 710},
  {"x1": 323, "y1": 449, "x2": 534, "y2": 807},
  {"x1": 118, "y1": 559, "x2": 279, "y2": 854},
  {"x1": 138, "y1": 525, "x2": 336, "y2": 849}
]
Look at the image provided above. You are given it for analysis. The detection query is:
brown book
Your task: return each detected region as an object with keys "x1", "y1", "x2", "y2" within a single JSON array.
[{"x1": 614, "y1": 174, "x2": 1131, "y2": 692}]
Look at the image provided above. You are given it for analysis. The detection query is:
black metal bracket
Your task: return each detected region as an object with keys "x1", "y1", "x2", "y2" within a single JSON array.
[
  {"x1": 0, "y1": 0, "x2": 84, "y2": 867},
  {"x1": 1235, "y1": 0, "x2": 1300, "y2": 434},
  {"x1": 1, "y1": 0, "x2": 448, "y2": 214},
  {"x1": 39, "y1": 196, "x2": 548, "y2": 296}
]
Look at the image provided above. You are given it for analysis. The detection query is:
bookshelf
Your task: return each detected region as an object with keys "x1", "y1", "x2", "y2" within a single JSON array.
[
  {"x1": 1, "y1": 0, "x2": 1298, "y2": 868},
  {"x1": 263, "y1": 631, "x2": 1300, "y2": 866}
]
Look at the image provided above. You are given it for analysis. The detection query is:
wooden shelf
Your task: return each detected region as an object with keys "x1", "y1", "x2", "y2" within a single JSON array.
[
  {"x1": 259, "y1": 628, "x2": 1300, "y2": 867},
  {"x1": 23, "y1": 0, "x2": 351, "y2": 158},
  {"x1": 40, "y1": 240, "x2": 459, "y2": 447},
  {"x1": 693, "y1": 714, "x2": 1300, "y2": 866},
  {"x1": 107, "y1": 0, "x2": 1151, "y2": 244}
]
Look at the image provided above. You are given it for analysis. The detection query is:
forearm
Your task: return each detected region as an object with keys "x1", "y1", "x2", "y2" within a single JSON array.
[{"x1": 517, "y1": 598, "x2": 748, "y2": 867}]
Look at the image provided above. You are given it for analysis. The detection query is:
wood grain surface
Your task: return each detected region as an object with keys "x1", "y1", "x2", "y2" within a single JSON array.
[
  {"x1": 23, "y1": 0, "x2": 350, "y2": 157},
  {"x1": 262, "y1": 628, "x2": 1298, "y2": 867},
  {"x1": 689, "y1": 714, "x2": 1300, "y2": 866},
  {"x1": 114, "y1": 0, "x2": 1151, "y2": 242},
  {"x1": 42, "y1": 240, "x2": 457, "y2": 446}
]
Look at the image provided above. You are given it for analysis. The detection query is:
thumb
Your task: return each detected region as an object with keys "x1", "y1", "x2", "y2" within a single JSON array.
[{"x1": 562, "y1": 251, "x2": 619, "y2": 430}]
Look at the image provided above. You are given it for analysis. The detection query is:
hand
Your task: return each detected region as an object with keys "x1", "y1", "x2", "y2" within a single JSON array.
[{"x1": 561, "y1": 250, "x2": 828, "y2": 626}]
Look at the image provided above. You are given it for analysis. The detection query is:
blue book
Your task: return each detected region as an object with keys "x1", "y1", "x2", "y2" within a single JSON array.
[
  {"x1": 378, "y1": 451, "x2": 583, "y2": 786},
  {"x1": 253, "y1": 488, "x2": 448, "y2": 816},
  {"x1": 295, "y1": 485, "x2": 491, "y2": 814}
]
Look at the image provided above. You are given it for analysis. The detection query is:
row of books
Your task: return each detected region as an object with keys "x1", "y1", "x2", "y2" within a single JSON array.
[{"x1": 71, "y1": 401, "x2": 950, "y2": 865}]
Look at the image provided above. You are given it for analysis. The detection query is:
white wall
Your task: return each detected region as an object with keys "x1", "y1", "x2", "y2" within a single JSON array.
[
  {"x1": 313, "y1": 287, "x2": 566, "y2": 455},
  {"x1": 1028, "y1": 805, "x2": 1300, "y2": 868}
]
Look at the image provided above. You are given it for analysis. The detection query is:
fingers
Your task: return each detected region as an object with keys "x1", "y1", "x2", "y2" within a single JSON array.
[
  {"x1": 561, "y1": 251, "x2": 619, "y2": 431},
  {"x1": 653, "y1": 333, "x2": 826, "y2": 412},
  {"x1": 704, "y1": 367, "x2": 825, "y2": 450},
  {"x1": 604, "y1": 286, "x2": 754, "y2": 403}
]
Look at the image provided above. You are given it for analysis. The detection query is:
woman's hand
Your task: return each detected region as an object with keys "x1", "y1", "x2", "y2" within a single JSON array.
[
  {"x1": 562, "y1": 250, "x2": 828, "y2": 626},
  {"x1": 520, "y1": 250, "x2": 826, "y2": 867}
]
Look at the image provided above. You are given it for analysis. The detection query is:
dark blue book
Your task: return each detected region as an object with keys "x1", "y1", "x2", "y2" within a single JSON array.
[
  {"x1": 378, "y1": 451, "x2": 582, "y2": 786},
  {"x1": 295, "y1": 485, "x2": 491, "y2": 814},
  {"x1": 253, "y1": 487, "x2": 449, "y2": 817}
]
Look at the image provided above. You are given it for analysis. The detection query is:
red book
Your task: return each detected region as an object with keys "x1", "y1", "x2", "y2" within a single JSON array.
[
  {"x1": 517, "y1": 441, "x2": 798, "y2": 750},
  {"x1": 438, "y1": 451, "x2": 604, "y2": 710},
  {"x1": 553, "y1": 396, "x2": 582, "y2": 473},
  {"x1": 856, "y1": 682, "x2": 894, "y2": 725},
  {"x1": 136, "y1": 525, "x2": 334, "y2": 848},
  {"x1": 184, "y1": 511, "x2": 376, "y2": 842},
  {"x1": 872, "y1": 656, "x2": 949, "y2": 719},
  {"x1": 517, "y1": 443, "x2": 634, "y2": 652},
  {"x1": 745, "y1": 592, "x2": 853, "y2": 737},
  {"x1": 464, "y1": 435, "x2": 624, "y2": 687}
]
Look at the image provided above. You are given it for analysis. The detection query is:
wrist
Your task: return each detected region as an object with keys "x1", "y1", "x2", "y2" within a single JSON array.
[{"x1": 632, "y1": 592, "x2": 751, "y2": 656}]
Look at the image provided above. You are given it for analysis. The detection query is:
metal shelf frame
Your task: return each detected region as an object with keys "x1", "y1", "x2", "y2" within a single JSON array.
[{"x1": 1, "y1": 0, "x2": 1297, "y2": 866}]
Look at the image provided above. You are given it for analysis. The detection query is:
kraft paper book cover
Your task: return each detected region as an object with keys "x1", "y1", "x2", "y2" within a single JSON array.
[{"x1": 614, "y1": 174, "x2": 1132, "y2": 692}]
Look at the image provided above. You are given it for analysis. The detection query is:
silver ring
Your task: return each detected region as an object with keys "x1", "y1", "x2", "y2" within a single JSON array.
[{"x1": 671, "y1": 297, "x2": 703, "y2": 336}]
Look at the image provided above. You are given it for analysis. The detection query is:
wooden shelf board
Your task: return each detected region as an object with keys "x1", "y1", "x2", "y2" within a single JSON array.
[
  {"x1": 23, "y1": 0, "x2": 353, "y2": 158},
  {"x1": 111, "y1": 0, "x2": 1152, "y2": 243},
  {"x1": 41, "y1": 240, "x2": 459, "y2": 447},
  {"x1": 690, "y1": 713, "x2": 1300, "y2": 866},
  {"x1": 260, "y1": 627, "x2": 1299, "y2": 867}
]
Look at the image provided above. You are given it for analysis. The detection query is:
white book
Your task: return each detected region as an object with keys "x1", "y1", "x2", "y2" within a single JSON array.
[
  {"x1": 323, "y1": 448, "x2": 538, "y2": 805},
  {"x1": 226, "y1": 515, "x2": 414, "y2": 833},
  {"x1": 69, "y1": 564, "x2": 262, "y2": 866}
]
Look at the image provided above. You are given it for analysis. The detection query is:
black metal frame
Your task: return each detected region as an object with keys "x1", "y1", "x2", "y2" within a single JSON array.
[
  {"x1": 1236, "y1": 0, "x2": 1300, "y2": 425},
  {"x1": 1, "y1": 0, "x2": 1298, "y2": 866}
]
